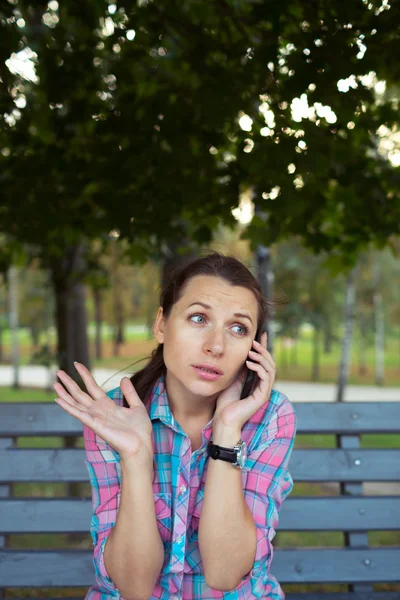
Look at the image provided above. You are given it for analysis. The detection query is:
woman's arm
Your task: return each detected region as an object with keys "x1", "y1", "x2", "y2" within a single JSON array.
[
  {"x1": 104, "y1": 454, "x2": 164, "y2": 600},
  {"x1": 198, "y1": 425, "x2": 257, "y2": 591},
  {"x1": 82, "y1": 386, "x2": 164, "y2": 600},
  {"x1": 198, "y1": 394, "x2": 296, "y2": 592}
]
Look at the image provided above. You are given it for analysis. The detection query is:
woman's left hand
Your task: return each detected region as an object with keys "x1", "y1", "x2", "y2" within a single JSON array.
[{"x1": 213, "y1": 332, "x2": 276, "y2": 430}]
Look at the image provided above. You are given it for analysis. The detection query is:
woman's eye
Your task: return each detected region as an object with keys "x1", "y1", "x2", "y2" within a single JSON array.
[
  {"x1": 232, "y1": 324, "x2": 248, "y2": 336},
  {"x1": 190, "y1": 314, "x2": 206, "y2": 324}
]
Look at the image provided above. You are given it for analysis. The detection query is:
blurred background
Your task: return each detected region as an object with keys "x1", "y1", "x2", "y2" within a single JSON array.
[{"x1": 1, "y1": 0, "x2": 400, "y2": 399}]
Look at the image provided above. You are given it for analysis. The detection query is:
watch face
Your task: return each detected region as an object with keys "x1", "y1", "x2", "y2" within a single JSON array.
[{"x1": 237, "y1": 441, "x2": 248, "y2": 468}]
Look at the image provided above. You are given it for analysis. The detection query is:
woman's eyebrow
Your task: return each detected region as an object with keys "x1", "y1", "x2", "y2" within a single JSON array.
[
  {"x1": 187, "y1": 302, "x2": 253, "y2": 325},
  {"x1": 234, "y1": 312, "x2": 253, "y2": 325},
  {"x1": 187, "y1": 301, "x2": 212, "y2": 310}
]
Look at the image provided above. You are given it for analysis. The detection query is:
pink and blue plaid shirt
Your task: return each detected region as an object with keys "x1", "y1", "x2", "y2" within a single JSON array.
[{"x1": 84, "y1": 376, "x2": 296, "y2": 599}]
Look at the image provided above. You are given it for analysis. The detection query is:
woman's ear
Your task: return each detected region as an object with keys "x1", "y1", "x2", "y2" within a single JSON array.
[{"x1": 153, "y1": 306, "x2": 165, "y2": 344}]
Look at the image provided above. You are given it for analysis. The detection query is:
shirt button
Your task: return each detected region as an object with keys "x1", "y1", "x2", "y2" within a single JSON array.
[
  {"x1": 179, "y1": 484, "x2": 187, "y2": 495},
  {"x1": 176, "y1": 534, "x2": 183, "y2": 544}
]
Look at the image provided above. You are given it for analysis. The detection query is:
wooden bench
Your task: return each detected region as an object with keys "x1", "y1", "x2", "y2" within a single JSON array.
[{"x1": 0, "y1": 400, "x2": 399, "y2": 599}]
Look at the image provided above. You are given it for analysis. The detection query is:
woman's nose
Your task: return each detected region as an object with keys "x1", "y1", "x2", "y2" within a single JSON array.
[{"x1": 203, "y1": 328, "x2": 224, "y2": 356}]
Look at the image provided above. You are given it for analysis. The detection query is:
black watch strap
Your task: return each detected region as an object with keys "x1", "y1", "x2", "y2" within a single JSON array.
[{"x1": 207, "y1": 441, "x2": 237, "y2": 463}]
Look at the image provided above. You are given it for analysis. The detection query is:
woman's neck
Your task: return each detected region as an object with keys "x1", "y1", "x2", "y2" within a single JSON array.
[{"x1": 164, "y1": 371, "x2": 217, "y2": 425}]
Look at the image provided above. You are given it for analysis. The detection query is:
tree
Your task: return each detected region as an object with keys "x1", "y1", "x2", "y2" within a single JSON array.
[{"x1": 2, "y1": 0, "x2": 400, "y2": 377}]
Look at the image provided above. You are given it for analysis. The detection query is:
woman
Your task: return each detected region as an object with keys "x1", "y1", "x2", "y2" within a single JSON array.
[{"x1": 54, "y1": 252, "x2": 296, "y2": 600}]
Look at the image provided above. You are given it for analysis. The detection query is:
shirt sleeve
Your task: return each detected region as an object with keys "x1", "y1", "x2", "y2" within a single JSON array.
[
  {"x1": 84, "y1": 387, "x2": 123, "y2": 593},
  {"x1": 242, "y1": 391, "x2": 297, "y2": 578}
]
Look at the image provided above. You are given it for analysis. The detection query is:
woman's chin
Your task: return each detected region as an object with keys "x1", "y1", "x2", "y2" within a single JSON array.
[{"x1": 185, "y1": 377, "x2": 226, "y2": 398}]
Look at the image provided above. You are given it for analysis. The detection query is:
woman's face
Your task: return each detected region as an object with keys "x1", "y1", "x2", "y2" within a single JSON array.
[{"x1": 154, "y1": 275, "x2": 259, "y2": 402}]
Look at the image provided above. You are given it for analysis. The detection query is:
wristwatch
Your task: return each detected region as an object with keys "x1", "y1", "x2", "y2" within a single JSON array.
[{"x1": 207, "y1": 439, "x2": 248, "y2": 469}]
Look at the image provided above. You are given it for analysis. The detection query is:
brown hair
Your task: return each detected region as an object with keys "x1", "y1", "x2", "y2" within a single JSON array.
[{"x1": 126, "y1": 252, "x2": 269, "y2": 407}]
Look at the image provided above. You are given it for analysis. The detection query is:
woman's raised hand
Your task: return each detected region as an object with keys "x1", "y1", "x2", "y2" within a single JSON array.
[{"x1": 53, "y1": 362, "x2": 153, "y2": 465}]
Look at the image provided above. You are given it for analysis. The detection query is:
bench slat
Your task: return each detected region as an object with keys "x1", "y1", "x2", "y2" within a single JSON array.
[
  {"x1": 1, "y1": 548, "x2": 399, "y2": 586},
  {"x1": 289, "y1": 449, "x2": 400, "y2": 482},
  {"x1": 1, "y1": 448, "x2": 399, "y2": 482},
  {"x1": 294, "y1": 402, "x2": 400, "y2": 433},
  {"x1": 1, "y1": 497, "x2": 399, "y2": 533},
  {"x1": 1, "y1": 402, "x2": 400, "y2": 436}
]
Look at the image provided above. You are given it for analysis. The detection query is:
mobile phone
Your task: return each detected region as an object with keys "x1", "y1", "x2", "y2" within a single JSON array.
[{"x1": 240, "y1": 330, "x2": 262, "y2": 399}]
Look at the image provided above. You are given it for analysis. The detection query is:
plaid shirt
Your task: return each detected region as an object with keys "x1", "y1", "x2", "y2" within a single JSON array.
[{"x1": 84, "y1": 376, "x2": 296, "y2": 600}]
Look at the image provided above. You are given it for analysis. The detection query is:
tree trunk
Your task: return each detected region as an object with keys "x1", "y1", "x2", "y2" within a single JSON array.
[
  {"x1": 50, "y1": 243, "x2": 91, "y2": 525},
  {"x1": 323, "y1": 316, "x2": 333, "y2": 354},
  {"x1": 8, "y1": 266, "x2": 20, "y2": 389},
  {"x1": 161, "y1": 240, "x2": 195, "y2": 290},
  {"x1": 279, "y1": 337, "x2": 288, "y2": 372},
  {"x1": 290, "y1": 334, "x2": 298, "y2": 366},
  {"x1": 93, "y1": 287, "x2": 103, "y2": 360},
  {"x1": 311, "y1": 324, "x2": 321, "y2": 382},
  {"x1": 255, "y1": 245, "x2": 274, "y2": 354},
  {"x1": 50, "y1": 245, "x2": 91, "y2": 378},
  {"x1": 374, "y1": 290, "x2": 385, "y2": 386},
  {"x1": 358, "y1": 313, "x2": 368, "y2": 376},
  {"x1": 111, "y1": 241, "x2": 125, "y2": 358},
  {"x1": 336, "y1": 265, "x2": 358, "y2": 403}
]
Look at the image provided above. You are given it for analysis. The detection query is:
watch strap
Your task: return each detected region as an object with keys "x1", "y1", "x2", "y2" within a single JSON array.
[{"x1": 207, "y1": 441, "x2": 238, "y2": 463}]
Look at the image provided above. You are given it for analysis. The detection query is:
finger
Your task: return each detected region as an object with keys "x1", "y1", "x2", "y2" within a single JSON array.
[
  {"x1": 73, "y1": 362, "x2": 106, "y2": 402},
  {"x1": 245, "y1": 361, "x2": 273, "y2": 400},
  {"x1": 53, "y1": 382, "x2": 90, "y2": 410},
  {"x1": 252, "y1": 340, "x2": 276, "y2": 369},
  {"x1": 55, "y1": 397, "x2": 94, "y2": 428},
  {"x1": 248, "y1": 349, "x2": 276, "y2": 374},
  {"x1": 246, "y1": 360, "x2": 269, "y2": 381},
  {"x1": 120, "y1": 377, "x2": 142, "y2": 408},
  {"x1": 56, "y1": 370, "x2": 95, "y2": 406}
]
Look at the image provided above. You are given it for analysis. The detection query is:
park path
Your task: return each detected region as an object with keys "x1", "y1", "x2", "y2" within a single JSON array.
[{"x1": 0, "y1": 364, "x2": 399, "y2": 402}]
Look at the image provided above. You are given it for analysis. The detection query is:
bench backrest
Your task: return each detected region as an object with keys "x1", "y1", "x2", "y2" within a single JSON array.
[{"x1": 0, "y1": 401, "x2": 399, "y2": 599}]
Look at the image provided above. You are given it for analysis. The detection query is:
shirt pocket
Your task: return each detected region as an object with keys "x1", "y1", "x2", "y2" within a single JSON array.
[{"x1": 154, "y1": 492, "x2": 172, "y2": 542}]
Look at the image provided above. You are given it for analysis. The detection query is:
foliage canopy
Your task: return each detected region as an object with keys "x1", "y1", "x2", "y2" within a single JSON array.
[{"x1": 1, "y1": 0, "x2": 400, "y2": 268}]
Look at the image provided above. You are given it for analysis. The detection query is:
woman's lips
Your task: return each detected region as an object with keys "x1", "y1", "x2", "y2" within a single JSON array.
[{"x1": 192, "y1": 365, "x2": 223, "y2": 381}]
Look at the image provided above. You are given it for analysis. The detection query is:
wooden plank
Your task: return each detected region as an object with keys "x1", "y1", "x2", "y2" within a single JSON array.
[
  {"x1": 1, "y1": 548, "x2": 399, "y2": 586},
  {"x1": 0, "y1": 499, "x2": 92, "y2": 533},
  {"x1": 273, "y1": 548, "x2": 400, "y2": 583},
  {"x1": 1, "y1": 497, "x2": 399, "y2": 533},
  {"x1": 289, "y1": 449, "x2": 400, "y2": 482},
  {"x1": 0, "y1": 403, "x2": 82, "y2": 436},
  {"x1": 279, "y1": 497, "x2": 400, "y2": 531},
  {"x1": 1, "y1": 402, "x2": 400, "y2": 436},
  {"x1": 1, "y1": 448, "x2": 400, "y2": 482},
  {"x1": 295, "y1": 403, "x2": 400, "y2": 433},
  {"x1": 0, "y1": 449, "x2": 89, "y2": 482}
]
